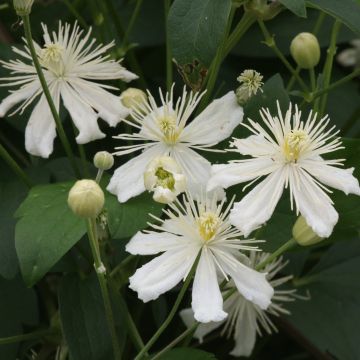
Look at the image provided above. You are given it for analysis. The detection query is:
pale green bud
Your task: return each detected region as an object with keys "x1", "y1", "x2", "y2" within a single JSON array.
[
  {"x1": 68, "y1": 180, "x2": 105, "y2": 218},
  {"x1": 13, "y1": 0, "x2": 34, "y2": 15},
  {"x1": 120, "y1": 88, "x2": 147, "y2": 110},
  {"x1": 290, "y1": 32, "x2": 321, "y2": 69},
  {"x1": 292, "y1": 216, "x2": 324, "y2": 246},
  {"x1": 93, "y1": 151, "x2": 114, "y2": 171}
]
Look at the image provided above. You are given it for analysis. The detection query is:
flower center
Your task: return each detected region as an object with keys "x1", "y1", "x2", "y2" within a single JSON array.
[
  {"x1": 40, "y1": 43, "x2": 64, "y2": 75},
  {"x1": 283, "y1": 129, "x2": 308, "y2": 162},
  {"x1": 155, "y1": 167, "x2": 175, "y2": 190},
  {"x1": 157, "y1": 115, "x2": 180, "y2": 144},
  {"x1": 198, "y1": 212, "x2": 220, "y2": 242}
]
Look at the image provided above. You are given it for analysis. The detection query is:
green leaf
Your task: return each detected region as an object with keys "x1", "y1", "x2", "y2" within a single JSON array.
[
  {"x1": 107, "y1": 192, "x2": 163, "y2": 240},
  {"x1": 158, "y1": 348, "x2": 216, "y2": 359},
  {"x1": 288, "y1": 239, "x2": 360, "y2": 360},
  {"x1": 15, "y1": 182, "x2": 86, "y2": 286},
  {"x1": 307, "y1": 0, "x2": 360, "y2": 35},
  {"x1": 279, "y1": 0, "x2": 307, "y2": 17},
  {"x1": 59, "y1": 274, "x2": 115, "y2": 360}
]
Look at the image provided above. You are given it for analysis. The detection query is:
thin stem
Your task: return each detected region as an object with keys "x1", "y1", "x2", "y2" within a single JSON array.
[
  {"x1": 151, "y1": 323, "x2": 198, "y2": 360},
  {"x1": 86, "y1": 218, "x2": 122, "y2": 360},
  {"x1": 258, "y1": 20, "x2": 309, "y2": 93},
  {"x1": 0, "y1": 130, "x2": 30, "y2": 167},
  {"x1": 110, "y1": 254, "x2": 136, "y2": 278},
  {"x1": 0, "y1": 329, "x2": 55, "y2": 345},
  {"x1": 122, "y1": 0, "x2": 143, "y2": 47},
  {"x1": 292, "y1": 274, "x2": 318, "y2": 287},
  {"x1": 0, "y1": 142, "x2": 33, "y2": 187},
  {"x1": 134, "y1": 251, "x2": 202, "y2": 360},
  {"x1": 309, "y1": 67, "x2": 319, "y2": 113},
  {"x1": 164, "y1": 0, "x2": 173, "y2": 92},
  {"x1": 21, "y1": 15, "x2": 80, "y2": 178},
  {"x1": 319, "y1": 20, "x2": 341, "y2": 117}
]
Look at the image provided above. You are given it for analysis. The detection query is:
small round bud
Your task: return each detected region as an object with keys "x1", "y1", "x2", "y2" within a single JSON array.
[
  {"x1": 290, "y1": 32, "x2": 320, "y2": 69},
  {"x1": 68, "y1": 180, "x2": 105, "y2": 218},
  {"x1": 292, "y1": 216, "x2": 324, "y2": 246},
  {"x1": 13, "y1": 0, "x2": 34, "y2": 15},
  {"x1": 120, "y1": 88, "x2": 147, "y2": 110},
  {"x1": 94, "y1": 151, "x2": 114, "y2": 171}
]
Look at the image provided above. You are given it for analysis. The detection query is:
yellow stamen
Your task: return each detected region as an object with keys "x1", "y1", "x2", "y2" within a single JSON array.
[
  {"x1": 283, "y1": 129, "x2": 308, "y2": 162},
  {"x1": 157, "y1": 115, "x2": 179, "y2": 144},
  {"x1": 198, "y1": 212, "x2": 220, "y2": 242}
]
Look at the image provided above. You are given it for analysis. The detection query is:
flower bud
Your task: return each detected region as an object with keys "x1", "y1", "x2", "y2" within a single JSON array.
[
  {"x1": 292, "y1": 216, "x2": 324, "y2": 246},
  {"x1": 93, "y1": 151, "x2": 114, "y2": 171},
  {"x1": 120, "y1": 88, "x2": 147, "y2": 110},
  {"x1": 68, "y1": 180, "x2": 105, "y2": 218},
  {"x1": 290, "y1": 32, "x2": 320, "y2": 69},
  {"x1": 13, "y1": 0, "x2": 34, "y2": 15},
  {"x1": 236, "y1": 69, "x2": 263, "y2": 106},
  {"x1": 144, "y1": 156, "x2": 186, "y2": 204}
]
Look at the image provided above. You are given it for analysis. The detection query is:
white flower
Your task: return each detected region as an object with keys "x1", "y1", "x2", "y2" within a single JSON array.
[
  {"x1": 180, "y1": 253, "x2": 296, "y2": 357},
  {"x1": 237, "y1": 69, "x2": 264, "y2": 97},
  {"x1": 126, "y1": 193, "x2": 274, "y2": 323},
  {"x1": 107, "y1": 86, "x2": 243, "y2": 203},
  {"x1": 144, "y1": 156, "x2": 186, "y2": 204},
  {"x1": 208, "y1": 102, "x2": 360, "y2": 238},
  {"x1": 0, "y1": 22, "x2": 137, "y2": 158},
  {"x1": 337, "y1": 39, "x2": 360, "y2": 69}
]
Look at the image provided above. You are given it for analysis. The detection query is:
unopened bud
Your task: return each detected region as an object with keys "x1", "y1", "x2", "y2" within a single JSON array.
[
  {"x1": 120, "y1": 88, "x2": 147, "y2": 110},
  {"x1": 68, "y1": 180, "x2": 105, "y2": 218},
  {"x1": 13, "y1": 0, "x2": 34, "y2": 15},
  {"x1": 144, "y1": 156, "x2": 186, "y2": 204},
  {"x1": 94, "y1": 151, "x2": 114, "y2": 171},
  {"x1": 236, "y1": 69, "x2": 263, "y2": 105},
  {"x1": 290, "y1": 33, "x2": 320, "y2": 69},
  {"x1": 292, "y1": 216, "x2": 324, "y2": 246}
]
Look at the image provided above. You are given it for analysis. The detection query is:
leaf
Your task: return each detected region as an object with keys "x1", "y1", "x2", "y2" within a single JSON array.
[
  {"x1": 287, "y1": 239, "x2": 360, "y2": 360},
  {"x1": 158, "y1": 348, "x2": 216, "y2": 359},
  {"x1": 59, "y1": 274, "x2": 115, "y2": 360},
  {"x1": 279, "y1": 0, "x2": 307, "y2": 17},
  {"x1": 15, "y1": 182, "x2": 86, "y2": 286},
  {"x1": 306, "y1": 0, "x2": 360, "y2": 35}
]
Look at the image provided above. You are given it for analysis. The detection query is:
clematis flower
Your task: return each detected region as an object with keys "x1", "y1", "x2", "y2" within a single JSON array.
[
  {"x1": 126, "y1": 193, "x2": 274, "y2": 323},
  {"x1": 107, "y1": 86, "x2": 243, "y2": 203},
  {"x1": 180, "y1": 253, "x2": 296, "y2": 357},
  {"x1": 208, "y1": 103, "x2": 360, "y2": 237},
  {"x1": 0, "y1": 22, "x2": 137, "y2": 158}
]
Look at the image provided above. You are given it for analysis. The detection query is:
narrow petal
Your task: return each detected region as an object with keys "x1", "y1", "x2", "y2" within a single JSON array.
[
  {"x1": 180, "y1": 91, "x2": 243, "y2": 145},
  {"x1": 126, "y1": 231, "x2": 183, "y2": 255},
  {"x1": 25, "y1": 85, "x2": 60, "y2": 158},
  {"x1": 192, "y1": 248, "x2": 227, "y2": 323},
  {"x1": 61, "y1": 82, "x2": 105, "y2": 144},
  {"x1": 107, "y1": 144, "x2": 167, "y2": 202},
  {"x1": 129, "y1": 248, "x2": 197, "y2": 302},
  {"x1": 290, "y1": 167, "x2": 338, "y2": 237},
  {"x1": 229, "y1": 167, "x2": 286, "y2": 237},
  {"x1": 231, "y1": 135, "x2": 278, "y2": 157},
  {"x1": 207, "y1": 158, "x2": 278, "y2": 192},
  {"x1": 301, "y1": 160, "x2": 360, "y2": 196}
]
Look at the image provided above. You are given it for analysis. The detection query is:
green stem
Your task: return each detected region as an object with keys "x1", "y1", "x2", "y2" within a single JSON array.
[
  {"x1": 110, "y1": 254, "x2": 136, "y2": 278},
  {"x1": 21, "y1": 15, "x2": 80, "y2": 178},
  {"x1": 0, "y1": 142, "x2": 33, "y2": 187},
  {"x1": 151, "y1": 323, "x2": 198, "y2": 360},
  {"x1": 86, "y1": 218, "x2": 122, "y2": 360},
  {"x1": 122, "y1": 0, "x2": 143, "y2": 47},
  {"x1": 258, "y1": 20, "x2": 309, "y2": 93},
  {"x1": 319, "y1": 20, "x2": 341, "y2": 117},
  {"x1": 0, "y1": 329, "x2": 55, "y2": 345},
  {"x1": 134, "y1": 251, "x2": 201, "y2": 360},
  {"x1": 292, "y1": 274, "x2": 318, "y2": 287},
  {"x1": 0, "y1": 130, "x2": 30, "y2": 167},
  {"x1": 309, "y1": 67, "x2": 319, "y2": 112},
  {"x1": 164, "y1": 0, "x2": 173, "y2": 92}
]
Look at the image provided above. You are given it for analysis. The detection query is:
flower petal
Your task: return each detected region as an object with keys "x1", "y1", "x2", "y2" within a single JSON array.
[
  {"x1": 337, "y1": 48, "x2": 357, "y2": 67},
  {"x1": 192, "y1": 248, "x2": 227, "y2": 323},
  {"x1": 229, "y1": 167, "x2": 286, "y2": 237},
  {"x1": 231, "y1": 135, "x2": 278, "y2": 157},
  {"x1": 61, "y1": 82, "x2": 105, "y2": 144},
  {"x1": 129, "y1": 248, "x2": 197, "y2": 302},
  {"x1": 180, "y1": 91, "x2": 243, "y2": 145},
  {"x1": 25, "y1": 85, "x2": 60, "y2": 158},
  {"x1": 126, "y1": 231, "x2": 184, "y2": 255},
  {"x1": 107, "y1": 143, "x2": 167, "y2": 202},
  {"x1": 290, "y1": 167, "x2": 338, "y2": 238}
]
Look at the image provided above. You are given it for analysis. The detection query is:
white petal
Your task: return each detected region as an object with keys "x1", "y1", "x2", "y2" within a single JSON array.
[
  {"x1": 179, "y1": 308, "x2": 223, "y2": 343},
  {"x1": 129, "y1": 248, "x2": 197, "y2": 302},
  {"x1": 180, "y1": 91, "x2": 243, "y2": 145},
  {"x1": 290, "y1": 167, "x2": 338, "y2": 238},
  {"x1": 301, "y1": 160, "x2": 360, "y2": 196},
  {"x1": 337, "y1": 48, "x2": 357, "y2": 67},
  {"x1": 192, "y1": 249, "x2": 227, "y2": 323},
  {"x1": 231, "y1": 135, "x2": 278, "y2": 157},
  {"x1": 25, "y1": 85, "x2": 60, "y2": 158},
  {"x1": 118, "y1": 66, "x2": 138, "y2": 82},
  {"x1": 107, "y1": 144, "x2": 166, "y2": 203},
  {"x1": 61, "y1": 82, "x2": 105, "y2": 144},
  {"x1": 230, "y1": 300, "x2": 257, "y2": 357},
  {"x1": 126, "y1": 231, "x2": 183, "y2": 255},
  {"x1": 229, "y1": 167, "x2": 286, "y2": 237},
  {"x1": 207, "y1": 158, "x2": 278, "y2": 192}
]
